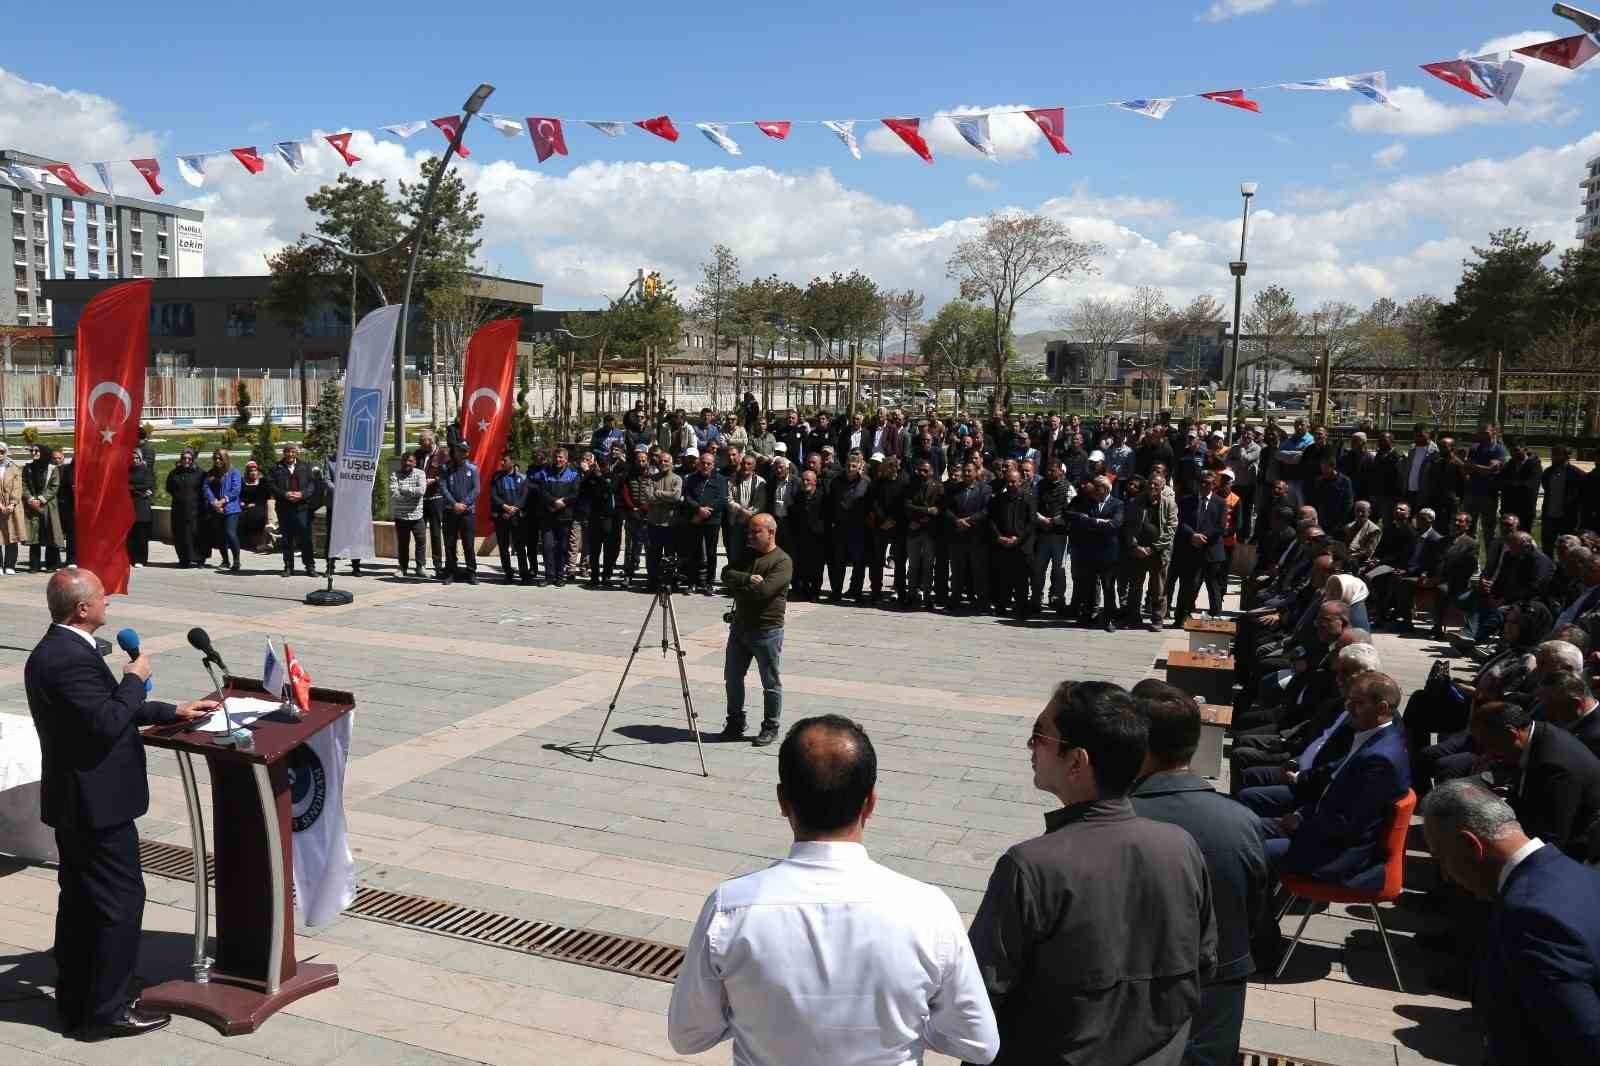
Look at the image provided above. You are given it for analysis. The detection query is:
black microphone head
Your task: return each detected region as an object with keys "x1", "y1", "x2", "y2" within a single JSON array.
[
  {"x1": 187, "y1": 627, "x2": 212, "y2": 655},
  {"x1": 116, "y1": 628, "x2": 141, "y2": 656}
]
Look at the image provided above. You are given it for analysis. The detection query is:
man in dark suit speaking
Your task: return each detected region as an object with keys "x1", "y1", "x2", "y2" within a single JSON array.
[{"x1": 24, "y1": 568, "x2": 217, "y2": 1040}]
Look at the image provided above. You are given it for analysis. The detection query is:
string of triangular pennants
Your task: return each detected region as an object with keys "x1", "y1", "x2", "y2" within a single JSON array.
[{"x1": 4, "y1": 31, "x2": 1595, "y2": 198}]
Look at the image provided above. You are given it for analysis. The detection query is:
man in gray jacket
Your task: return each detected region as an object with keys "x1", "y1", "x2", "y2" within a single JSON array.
[
  {"x1": 1121, "y1": 475, "x2": 1177, "y2": 631},
  {"x1": 967, "y1": 681, "x2": 1216, "y2": 1066},
  {"x1": 1130, "y1": 682, "x2": 1268, "y2": 1066}
]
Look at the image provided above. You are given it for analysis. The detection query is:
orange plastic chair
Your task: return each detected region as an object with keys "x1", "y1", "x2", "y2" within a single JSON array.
[{"x1": 1272, "y1": 789, "x2": 1417, "y2": 992}]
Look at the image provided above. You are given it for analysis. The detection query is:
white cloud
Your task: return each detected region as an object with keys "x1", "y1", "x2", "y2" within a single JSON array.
[
  {"x1": 1373, "y1": 143, "x2": 1407, "y2": 167},
  {"x1": 1348, "y1": 29, "x2": 1593, "y2": 135},
  {"x1": 1197, "y1": 0, "x2": 1277, "y2": 22},
  {"x1": 966, "y1": 173, "x2": 999, "y2": 192},
  {"x1": 3, "y1": 67, "x2": 1596, "y2": 337},
  {"x1": 862, "y1": 106, "x2": 1043, "y2": 162}
]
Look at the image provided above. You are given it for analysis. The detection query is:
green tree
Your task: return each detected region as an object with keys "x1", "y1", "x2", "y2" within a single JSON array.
[
  {"x1": 1432, "y1": 227, "x2": 1555, "y2": 367},
  {"x1": 233, "y1": 380, "x2": 253, "y2": 432},
  {"x1": 303, "y1": 174, "x2": 405, "y2": 326},
  {"x1": 693, "y1": 244, "x2": 742, "y2": 406},
  {"x1": 920, "y1": 300, "x2": 1009, "y2": 408},
  {"x1": 1241, "y1": 284, "x2": 1302, "y2": 402},
  {"x1": 1550, "y1": 241, "x2": 1600, "y2": 326},
  {"x1": 251, "y1": 410, "x2": 281, "y2": 469},
  {"x1": 303, "y1": 377, "x2": 343, "y2": 462},
  {"x1": 946, "y1": 211, "x2": 1101, "y2": 414}
]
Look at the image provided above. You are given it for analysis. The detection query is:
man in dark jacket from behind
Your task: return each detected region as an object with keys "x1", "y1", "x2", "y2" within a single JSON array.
[
  {"x1": 966, "y1": 680, "x2": 1216, "y2": 1066},
  {"x1": 1130, "y1": 682, "x2": 1269, "y2": 1066}
]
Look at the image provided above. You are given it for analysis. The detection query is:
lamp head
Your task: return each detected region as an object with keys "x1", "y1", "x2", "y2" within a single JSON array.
[
  {"x1": 463, "y1": 83, "x2": 496, "y2": 114},
  {"x1": 1240, "y1": 182, "x2": 1258, "y2": 198},
  {"x1": 1553, "y1": 4, "x2": 1600, "y2": 34}
]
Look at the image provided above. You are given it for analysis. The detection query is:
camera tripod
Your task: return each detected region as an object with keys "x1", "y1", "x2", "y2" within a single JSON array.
[{"x1": 571, "y1": 580, "x2": 709, "y2": 777}]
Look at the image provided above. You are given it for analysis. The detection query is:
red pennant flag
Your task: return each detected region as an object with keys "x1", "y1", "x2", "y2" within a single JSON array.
[
  {"x1": 881, "y1": 118, "x2": 933, "y2": 163},
  {"x1": 432, "y1": 115, "x2": 471, "y2": 157},
  {"x1": 130, "y1": 158, "x2": 164, "y2": 195},
  {"x1": 229, "y1": 147, "x2": 265, "y2": 174},
  {"x1": 283, "y1": 643, "x2": 313, "y2": 713},
  {"x1": 74, "y1": 280, "x2": 152, "y2": 596},
  {"x1": 1024, "y1": 108, "x2": 1071, "y2": 155},
  {"x1": 1201, "y1": 89, "x2": 1261, "y2": 113},
  {"x1": 755, "y1": 121, "x2": 791, "y2": 140},
  {"x1": 526, "y1": 116, "x2": 569, "y2": 163},
  {"x1": 324, "y1": 132, "x2": 361, "y2": 166},
  {"x1": 1514, "y1": 33, "x2": 1600, "y2": 70},
  {"x1": 635, "y1": 115, "x2": 681, "y2": 142},
  {"x1": 41, "y1": 163, "x2": 93, "y2": 196},
  {"x1": 1420, "y1": 60, "x2": 1493, "y2": 99},
  {"x1": 457, "y1": 319, "x2": 522, "y2": 526}
]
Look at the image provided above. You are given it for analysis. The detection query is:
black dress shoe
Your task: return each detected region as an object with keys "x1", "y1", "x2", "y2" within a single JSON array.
[
  {"x1": 751, "y1": 724, "x2": 780, "y2": 747},
  {"x1": 1104, "y1": 619, "x2": 1117, "y2": 633},
  {"x1": 718, "y1": 718, "x2": 746, "y2": 740},
  {"x1": 76, "y1": 1002, "x2": 171, "y2": 1041}
]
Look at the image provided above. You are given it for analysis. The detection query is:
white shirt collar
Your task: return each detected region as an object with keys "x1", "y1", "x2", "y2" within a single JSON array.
[
  {"x1": 53, "y1": 622, "x2": 98, "y2": 649},
  {"x1": 1498, "y1": 837, "x2": 1545, "y2": 895},
  {"x1": 785, "y1": 840, "x2": 870, "y2": 865},
  {"x1": 1519, "y1": 722, "x2": 1536, "y2": 779},
  {"x1": 1333, "y1": 718, "x2": 1392, "y2": 778}
]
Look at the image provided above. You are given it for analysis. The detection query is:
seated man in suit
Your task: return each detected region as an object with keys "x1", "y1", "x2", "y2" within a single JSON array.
[
  {"x1": 1388, "y1": 507, "x2": 1448, "y2": 632},
  {"x1": 1360, "y1": 501, "x2": 1417, "y2": 627},
  {"x1": 1421, "y1": 780, "x2": 1600, "y2": 1066},
  {"x1": 1260, "y1": 671, "x2": 1410, "y2": 891},
  {"x1": 1470, "y1": 699, "x2": 1600, "y2": 862},
  {"x1": 1535, "y1": 670, "x2": 1600, "y2": 758},
  {"x1": 1232, "y1": 637, "x2": 1376, "y2": 798},
  {"x1": 25, "y1": 569, "x2": 218, "y2": 1039}
]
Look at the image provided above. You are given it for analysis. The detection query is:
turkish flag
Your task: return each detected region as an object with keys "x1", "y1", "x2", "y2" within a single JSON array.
[
  {"x1": 1515, "y1": 33, "x2": 1600, "y2": 70},
  {"x1": 457, "y1": 319, "x2": 521, "y2": 525},
  {"x1": 755, "y1": 121, "x2": 791, "y2": 140},
  {"x1": 74, "y1": 280, "x2": 151, "y2": 596},
  {"x1": 1025, "y1": 108, "x2": 1071, "y2": 154},
  {"x1": 42, "y1": 163, "x2": 93, "y2": 196},
  {"x1": 1201, "y1": 89, "x2": 1261, "y2": 113},
  {"x1": 526, "y1": 116, "x2": 569, "y2": 162},
  {"x1": 324, "y1": 132, "x2": 362, "y2": 166},
  {"x1": 635, "y1": 115, "x2": 680, "y2": 142},
  {"x1": 881, "y1": 118, "x2": 933, "y2": 163},
  {"x1": 1420, "y1": 61, "x2": 1492, "y2": 99},
  {"x1": 229, "y1": 147, "x2": 265, "y2": 174},
  {"x1": 130, "y1": 158, "x2": 164, "y2": 195},
  {"x1": 283, "y1": 643, "x2": 313, "y2": 713},
  {"x1": 432, "y1": 115, "x2": 471, "y2": 157}
]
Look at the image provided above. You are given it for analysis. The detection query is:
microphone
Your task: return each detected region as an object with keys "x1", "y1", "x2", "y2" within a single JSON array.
[
  {"x1": 117, "y1": 628, "x2": 153, "y2": 693},
  {"x1": 186, "y1": 627, "x2": 232, "y2": 674}
]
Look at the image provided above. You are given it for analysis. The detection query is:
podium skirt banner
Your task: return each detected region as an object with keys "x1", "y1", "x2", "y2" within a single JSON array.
[{"x1": 290, "y1": 711, "x2": 355, "y2": 927}]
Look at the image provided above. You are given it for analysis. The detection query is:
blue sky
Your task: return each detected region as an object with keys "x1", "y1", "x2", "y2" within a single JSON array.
[{"x1": 3, "y1": 1, "x2": 1597, "y2": 326}]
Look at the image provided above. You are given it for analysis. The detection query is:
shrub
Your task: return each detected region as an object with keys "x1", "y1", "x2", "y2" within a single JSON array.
[
  {"x1": 184, "y1": 435, "x2": 207, "y2": 456},
  {"x1": 252, "y1": 411, "x2": 280, "y2": 470},
  {"x1": 220, "y1": 428, "x2": 239, "y2": 449},
  {"x1": 20, "y1": 426, "x2": 39, "y2": 445},
  {"x1": 233, "y1": 381, "x2": 253, "y2": 433}
]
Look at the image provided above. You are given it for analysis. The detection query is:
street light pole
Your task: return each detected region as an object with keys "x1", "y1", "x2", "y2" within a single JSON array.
[
  {"x1": 1553, "y1": 4, "x2": 1600, "y2": 33},
  {"x1": 393, "y1": 82, "x2": 494, "y2": 456},
  {"x1": 1227, "y1": 182, "x2": 1256, "y2": 438}
]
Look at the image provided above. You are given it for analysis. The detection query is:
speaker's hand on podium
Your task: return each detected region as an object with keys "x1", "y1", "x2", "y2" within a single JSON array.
[{"x1": 175, "y1": 699, "x2": 221, "y2": 720}]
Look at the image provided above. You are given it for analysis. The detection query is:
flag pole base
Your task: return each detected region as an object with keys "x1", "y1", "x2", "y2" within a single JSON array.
[{"x1": 303, "y1": 588, "x2": 354, "y2": 607}]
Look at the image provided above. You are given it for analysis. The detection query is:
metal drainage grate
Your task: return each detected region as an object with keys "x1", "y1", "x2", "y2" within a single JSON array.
[
  {"x1": 139, "y1": 838, "x2": 214, "y2": 883},
  {"x1": 1239, "y1": 1055, "x2": 1333, "y2": 1066},
  {"x1": 138, "y1": 839, "x2": 684, "y2": 984}
]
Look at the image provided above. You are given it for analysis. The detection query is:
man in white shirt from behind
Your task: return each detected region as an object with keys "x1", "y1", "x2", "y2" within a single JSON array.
[{"x1": 668, "y1": 714, "x2": 999, "y2": 1065}]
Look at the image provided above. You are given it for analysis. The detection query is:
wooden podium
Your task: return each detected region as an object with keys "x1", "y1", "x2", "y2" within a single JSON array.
[{"x1": 139, "y1": 676, "x2": 355, "y2": 1035}]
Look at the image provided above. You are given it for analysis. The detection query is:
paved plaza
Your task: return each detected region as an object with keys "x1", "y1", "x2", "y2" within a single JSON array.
[{"x1": 0, "y1": 544, "x2": 1480, "y2": 1065}]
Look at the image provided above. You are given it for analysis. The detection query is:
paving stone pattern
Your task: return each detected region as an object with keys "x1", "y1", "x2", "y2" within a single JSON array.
[{"x1": 0, "y1": 545, "x2": 1478, "y2": 1064}]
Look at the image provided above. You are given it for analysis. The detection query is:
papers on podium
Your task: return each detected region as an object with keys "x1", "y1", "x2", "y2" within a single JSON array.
[{"x1": 195, "y1": 696, "x2": 286, "y2": 734}]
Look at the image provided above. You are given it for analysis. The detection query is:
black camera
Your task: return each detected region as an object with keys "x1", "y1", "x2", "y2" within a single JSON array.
[
  {"x1": 722, "y1": 610, "x2": 735, "y2": 624},
  {"x1": 658, "y1": 546, "x2": 683, "y2": 591}
]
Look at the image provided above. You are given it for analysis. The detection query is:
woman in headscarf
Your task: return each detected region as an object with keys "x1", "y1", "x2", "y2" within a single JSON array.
[
  {"x1": 165, "y1": 448, "x2": 204, "y2": 568},
  {"x1": 128, "y1": 448, "x2": 156, "y2": 567},
  {"x1": 1324, "y1": 571, "x2": 1371, "y2": 632},
  {"x1": 239, "y1": 460, "x2": 271, "y2": 549},
  {"x1": 204, "y1": 448, "x2": 243, "y2": 572},
  {"x1": 21, "y1": 443, "x2": 63, "y2": 572},
  {"x1": 0, "y1": 441, "x2": 23, "y2": 574}
]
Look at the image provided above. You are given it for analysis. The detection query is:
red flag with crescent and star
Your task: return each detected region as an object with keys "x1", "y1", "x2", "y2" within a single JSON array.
[
  {"x1": 432, "y1": 116, "x2": 471, "y2": 157},
  {"x1": 881, "y1": 118, "x2": 934, "y2": 163},
  {"x1": 457, "y1": 318, "x2": 522, "y2": 525},
  {"x1": 75, "y1": 279, "x2": 151, "y2": 595},
  {"x1": 755, "y1": 121, "x2": 791, "y2": 140},
  {"x1": 526, "y1": 116, "x2": 569, "y2": 162},
  {"x1": 1201, "y1": 89, "x2": 1262, "y2": 113},
  {"x1": 635, "y1": 115, "x2": 680, "y2": 142},
  {"x1": 1024, "y1": 108, "x2": 1071, "y2": 154}
]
